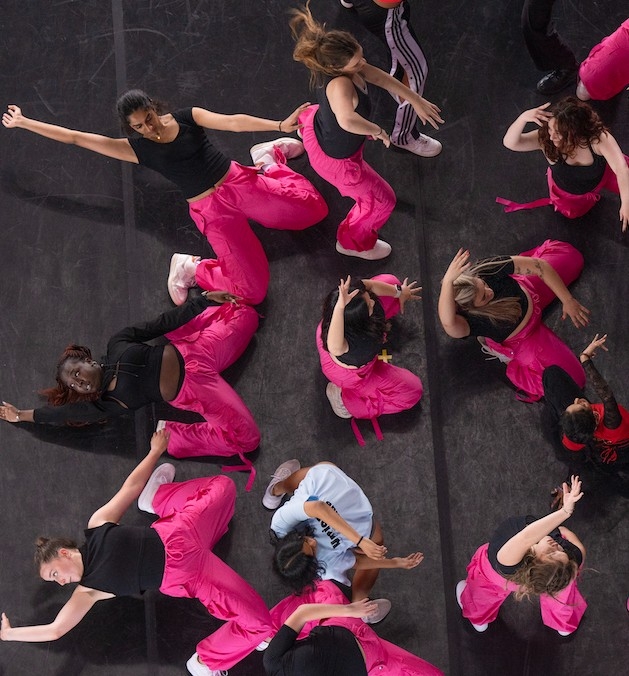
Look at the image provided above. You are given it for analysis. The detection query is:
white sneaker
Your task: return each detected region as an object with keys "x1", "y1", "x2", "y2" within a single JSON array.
[
  {"x1": 137, "y1": 463, "x2": 176, "y2": 514},
  {"x1": 477, "y1": 337, "x2": 512, "y2": 364},
  {"x1": 255, "y1": 639, "x2": 271, "y2": 651},
  {"x1": 168, "y1": 253, "x2": 199, "y2": 306},
  {"x1": 156, "y1": 420, "x2": 167, "y2": 433},
  {"x1": 393, "y1": 134, "x2": 442, "y2": 157},
  {"x1": 250, "y1": 138, "x2": 305, "y2": 166},
  {"x1": 557, "y1": 629, "x2": 573, "y2": 637},
  {"x1": 363, "y1": 598, "x2": 391, "y2": 624},
  {"x1": 186, "y1": 652, "x2": 228, "y2": 676},
  {"x1": 576, "y1": 80, "x2": 591, "y2": 101},
  {"x1": 340, "y1": 0, "x2": 354, "y2": 7},
  {"x1": 456, "y1": 580, "x2": 489, "y2": 632},
  {"x1": 335, "y1": 239, "x2": 391, "y2": 260},
  {"x1": 263, "y1": 459, "x2": 301, "y2": 509},
  {"x1": 326, "y1": 382, "x2": 352, "y2": 419}
]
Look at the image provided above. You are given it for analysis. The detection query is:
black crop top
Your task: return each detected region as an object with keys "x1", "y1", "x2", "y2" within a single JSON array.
[
  {"x1": 79, "y1": 523, "x2": 166, "y2": 595},
  {"x1": 550, "y1": 149, "x2": 607, "y2": 195},
  {"x1": 314, "y1": 77, "x2": 372, "y2": 159},
  {"x1": 263, "y1": 624, "x2": 367, "y2": 676},
  {"x1": 460, "y1": 257, "x2": 529, "y2": 343},
  {"x1": 33, "y1": 295, "x2": 218, "y2": 425},
  {"x1": 488, "y1": 515, "x2": 583, "y2": 577},
  {"x1": 336, "y1": 299, "x2": 386, "y2": 367},
  {"x1": 128, "y1": 108, "x2": 232, "y2": 199}
]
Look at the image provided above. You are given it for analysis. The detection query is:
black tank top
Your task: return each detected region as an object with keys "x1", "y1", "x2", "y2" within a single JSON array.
[
  {"x1": 550, "y1": 148, "x2": 607, "y2": 194},
  {"x1": 314, "y1": 76, "x2": 372, "y2": 159}
]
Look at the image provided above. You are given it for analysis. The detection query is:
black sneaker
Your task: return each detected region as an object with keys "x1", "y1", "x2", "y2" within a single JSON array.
[{"x1": 536, "y1": 68, "x2": 578, "y2": 95}]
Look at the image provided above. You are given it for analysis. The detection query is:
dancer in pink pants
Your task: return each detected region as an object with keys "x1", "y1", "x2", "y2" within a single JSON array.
[
  {"x1": 2, "y1": 90, "x2": 328, "y2": 301},
  {"x1": 0, "y1": 431, "x2": 273, "y2": 676},
  {"x1": 456, "y1": 476, "x2": 587, "y2": 636},
  {"x1": 577, "y1": 19, "x2": 629, "y2": 102},
  {"x1": 266, "y1": 580, "x2": 443, "y2": 675},
  {"x1": 438, "y1": 240, "x2": 588, "y2": 402},
  {"x1": 1, "y1": 290, "x2": 260, "y2": 488},
  {"x1": 499, "y1": 97, "x2": 629, "y2": 231},
  {"x1": 318, "y1": 273, "x2": 422, "y2": 443},
  {"x1": 289, "y1": 3, "x2": 443, "y2": 260}
]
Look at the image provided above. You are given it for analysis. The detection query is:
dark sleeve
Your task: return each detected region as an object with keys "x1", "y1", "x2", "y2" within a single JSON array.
[
  {"x1": 263, "y1": 625, "x2": 298, "y2": 675},
  {"x1": 583, "y1": 359, "x2": 622, "y2": 430},
  {"x1": 33, "y1": 398, "x2": 127, "y2": 425},
  {"x1": 173, "y1": 107, "x2": 195, "y2": 125},
  {"x1": 107, "y1": 295, "x2": 213, "y2": 355},
  {"x1": 542, "y1": 366, "x2": 584, "y2": 422}
]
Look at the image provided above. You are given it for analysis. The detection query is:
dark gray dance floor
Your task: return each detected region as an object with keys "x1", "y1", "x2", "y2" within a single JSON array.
[{"x1": 0, "y1": 1, "x2": 628, "y2": 674}]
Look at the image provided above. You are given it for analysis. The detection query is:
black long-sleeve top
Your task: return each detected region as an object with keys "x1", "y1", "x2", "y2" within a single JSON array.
[{"x1": 33, "y1": 295, "x2": 216, "y2": 425}]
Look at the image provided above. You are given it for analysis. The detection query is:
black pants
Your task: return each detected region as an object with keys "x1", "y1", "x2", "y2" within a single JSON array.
[{"x1": 521, "y1": 0, "x2": 578, "y2": 71}]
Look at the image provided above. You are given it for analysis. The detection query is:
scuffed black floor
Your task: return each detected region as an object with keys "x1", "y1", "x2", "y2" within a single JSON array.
[{"x1": 0, "y1": 1, "x2": 627, "y2": 674}]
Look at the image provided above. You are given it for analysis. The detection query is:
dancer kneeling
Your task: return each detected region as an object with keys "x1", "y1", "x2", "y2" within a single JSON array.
[
  {"x1": 265, "y1": 582, "x2": 444, "y2": 675},
  {"x1": 265, "y1": 461, "x2": 423, "y2": 623},
  {"x1": 456, "y1": 476, "x2": 586, "y2": 636},
  {"x1": 318, "y1": 274, "x2": 422, "y2": 440},
  {"x1": 438, "y1": 239, "x2": 588, "y2": 402},
  {"x1": 0, "y1": 431, "x2": 273, "y2": 676},
  {"x1": 0, "y1": 289, "x2": 260, "y2": 488}
]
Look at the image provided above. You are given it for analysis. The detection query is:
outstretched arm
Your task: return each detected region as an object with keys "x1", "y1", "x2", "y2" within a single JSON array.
[
  {"x1": 353, "y1": 551, "x2": 424, "y2": 570},
  {"x1": 191, "y1": 102, "x2": 310, "y2": 135},
  {"x1": 497, "y1": 476, "x2": 583, "y2": 566},
  {"x1": 88, "y1": 430, "x2": 169, "y2": 528},
  {"x1": 0, "y1": 587, "x2": 113, "y2": 642},
  {"x1": 282, "y1": 598, "x2": 378, "y2": 633},
  {"x1": 579, "y1": 334, "x2": 622, "y2": 429},
  {"x1": 326, "y1": 276, "x2": 360, "y2": 357},
  {"x1": 503, "y1": 104, "x2": 550, "y2": 152},
  {"x1": 361, "y1": 63, "x2": 444, "y2": 129},
  {"x1": 303, "y1": 500, "x2": 387, "y2": 559},
  {"x1": 511, "y1": 255, "x2": 590, "y2": 328},
  {"x1": 0, "y1": 402, "x2": 34, "y2": 424},
  {"x1": 363, "y1": 277, "x2": 421, "y2": 314},
  {"x1": 593, "y1": 132, "x2": 629, "y2": 232},
  {"x1": 438, "y1": 249, "x2": 472, "y2": 338},
  {"x1": 2, "y1": 105, "x2": 138, "y2": 163}
]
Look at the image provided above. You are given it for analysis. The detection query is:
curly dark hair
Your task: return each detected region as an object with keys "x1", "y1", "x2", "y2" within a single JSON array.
[
  {"x1": 271, "y1": 526, "x2": 327, "y2": 595},
  {"x1": 539, "y1": 97, "x2": 607, "y2": 163},
  {"x1": 321, "y1": 278, "x2": 386, "y2": 351}
]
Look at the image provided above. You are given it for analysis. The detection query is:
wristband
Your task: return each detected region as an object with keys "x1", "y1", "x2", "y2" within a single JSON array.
[
  {"x1": 356, "y1": 536, "x2": 363, "y2": 547},
  {"x1": 278, "y1": 121, "x2": 283, "y2": 132}
]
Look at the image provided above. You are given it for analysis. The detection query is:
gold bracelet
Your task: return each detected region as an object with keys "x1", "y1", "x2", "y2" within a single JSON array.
[{"x1": 278, "y1": 121, "x2": 283, "y2": 132}]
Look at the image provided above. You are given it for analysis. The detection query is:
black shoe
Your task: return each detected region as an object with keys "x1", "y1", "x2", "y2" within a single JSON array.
[{"x1": 536, "y1": 69, "x2": 577, "y2": 95}]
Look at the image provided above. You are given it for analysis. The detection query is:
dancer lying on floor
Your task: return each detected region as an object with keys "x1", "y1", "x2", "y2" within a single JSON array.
[
  {"x1": 0, "y1": 430, "x2": 273, "y2": 676},
  {"x1": 438, "y1": 239, "x2": 588, "y2": 402},
  {"x1": 0, "y1": 288, "x2": 260, "y2": 488}
]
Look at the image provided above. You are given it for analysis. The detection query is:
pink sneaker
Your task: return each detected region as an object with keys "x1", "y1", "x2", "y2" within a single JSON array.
[{"x1": 167, "y1": 253, "x2": 200, "y2": 305}]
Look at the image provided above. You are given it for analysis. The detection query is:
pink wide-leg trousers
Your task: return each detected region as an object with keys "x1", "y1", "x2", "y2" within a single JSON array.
[
  {"x1": 189, "y1": 160, "x2": 328, "y2": 304},
  {"x1": 270, "y1": 580, "x2": 444, "y2": 675},
  {"x1": 579, "y1": 19, "x2": 629, "y2": 101},
  {"x1": 484, "y1": 240, "x2": 585, "y2": 402},
  {"x1": 460, "y1": 544, "x2": 587, "y2": 633},
  {"x1": 152, "y1": 475, "x2": 273, "y2": 670},
  {"x1": 299, "y1": 105, "x2": 396, "y2": 252}
]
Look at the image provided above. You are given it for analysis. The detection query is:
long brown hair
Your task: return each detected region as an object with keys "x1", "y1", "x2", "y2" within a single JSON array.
[
  {"x1": 539, "y1": 97, "x2": 607, "y2": 163},
  {"x1": 454, "y1": 259, "x2": 522, "y2": 326},
  {"x1": 505, "y1": 550, "x2": 578, "y2": 601},
  {"x1": 289, "y1": 1, "x2": 361, "y2": 88},
  {"x1": 34, "y1": 536, "x2": 79, "y2": 568}
]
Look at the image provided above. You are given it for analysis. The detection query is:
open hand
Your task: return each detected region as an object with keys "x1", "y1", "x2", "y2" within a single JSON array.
[
  {"x1": 561, "y1": 296, "x2": 590, "y2": 328},
  {"x1": 280, "y1": 102, "x2": 311, "y2": 133},
  {"x1": 581, "y1": 333, "x2": 608, "y2": 358},
  {"x1": 399, "y1": 278, "x2": 421, "y2": 313},
  {"x1": 562, "y1": 475, "x2": 583, "y2": 513},
  {"x1": 395, "y1": 551, "x2": 425, "y2": 569},
  {"x1": 443, "y1": 248, "x2": 471, "y2": 285}
]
